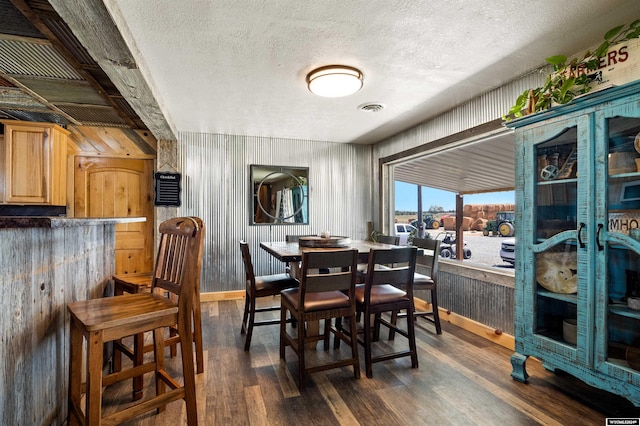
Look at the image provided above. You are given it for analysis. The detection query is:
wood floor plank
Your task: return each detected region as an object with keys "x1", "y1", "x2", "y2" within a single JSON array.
[
  {"x1": 314, "y1": 373, "x2": 360, "y2": 425},
  {"x1": 97, "y1": 299, "x2": 640, "y2": 425},
  {"x1": 244, "y1": 385, "x2": 269, "y2": 426}
]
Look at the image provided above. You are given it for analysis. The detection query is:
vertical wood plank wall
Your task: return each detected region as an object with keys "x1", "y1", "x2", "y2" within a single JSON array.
[
  {"x1": 0, "y1": 224, "x2": 115, "y2": 426},
  {"x1": 177, "y1": 133, "x2": 373, "y2": 293}
]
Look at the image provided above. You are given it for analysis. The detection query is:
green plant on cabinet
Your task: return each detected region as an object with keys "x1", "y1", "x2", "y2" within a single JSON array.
[{"x1": 504, "y1": 19, "x2": 640, "y2": 120}]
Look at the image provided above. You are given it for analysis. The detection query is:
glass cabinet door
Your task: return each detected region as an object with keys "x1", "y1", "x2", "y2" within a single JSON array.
[
  {"x1": 535, "y1": 126, "x2": 578, "y2": 241},
  {"x1": 599, "y1": 114, "x2": 640, "y2": 373},
  {"x1": 531, "y1": 124, "x2": 580, "y2": 346}
]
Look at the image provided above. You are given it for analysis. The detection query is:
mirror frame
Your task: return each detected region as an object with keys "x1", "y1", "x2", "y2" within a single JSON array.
[{"x1": 250, "y1": 165, "x2": 309, "y2": 225}]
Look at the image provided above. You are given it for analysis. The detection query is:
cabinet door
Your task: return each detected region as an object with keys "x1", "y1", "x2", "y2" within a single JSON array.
[
  {"x1": 520, "y1": 114, "x2": 588, "y2": 365},
  {"x1": 594, "y1": 105, "x2": 640, "y2": 381},
  {"x1": 4, "y1": 123, "x2": 51, "y2": 203}
]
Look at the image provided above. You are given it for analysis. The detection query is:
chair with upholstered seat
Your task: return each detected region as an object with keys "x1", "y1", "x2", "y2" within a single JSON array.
[
  {"x1": 112, "y1": 216, "x2": 205, "y2": 401},
  {"x1": 357, "y1": 234, "x2": 399, "y2": 283},
  {"x1": 284, "y1": 235, "x2": 303, "y2": 275},
  {"x1": 280, "y1": 249, "x2": 360, "y2": 389},
  {"x1": 376, "y1": 234, "x2": 399, "y2": 245},
  {"x1": 67, "y1": 217, "x2": 203, "y2": 425},
  {"x1": 240, "y1": 240, "x2": 298, "y2": 351},
  {"x1": 339, "y1": 246, "x2": 418, "y2": 378},
  {"x1": 390, "y1": 237, "x2": 442, "y2": 337}
]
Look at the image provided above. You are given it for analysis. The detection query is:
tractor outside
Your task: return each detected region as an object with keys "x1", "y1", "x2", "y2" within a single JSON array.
[
  {"x1": 411, "y1": 214, "x2": 441, "y2": 230},
  {"x1": 483, "y1": 211, "x2": 515, "y2": 237}
]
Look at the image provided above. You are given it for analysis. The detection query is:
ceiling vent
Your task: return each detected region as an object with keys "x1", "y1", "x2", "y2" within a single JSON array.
[{"x1": 358, "y1": 103, "x2": 385, "y2": 112}]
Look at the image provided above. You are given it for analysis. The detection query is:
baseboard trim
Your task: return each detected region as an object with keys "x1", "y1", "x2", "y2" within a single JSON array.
[
  {"x1": 414, "y1": 297, "x2": 515, "y2": 350},
  {"x1": 201, "y1": 290, "x2": 244, "y2": 302}
]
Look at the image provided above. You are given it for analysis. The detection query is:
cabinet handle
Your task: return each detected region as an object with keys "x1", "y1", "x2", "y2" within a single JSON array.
[
  {"x1": 578, "y1": 222, "x2": 585, "y2": 248},
  {"x1": 597, "y1": 223, "x2": 604, "y2": 251}
]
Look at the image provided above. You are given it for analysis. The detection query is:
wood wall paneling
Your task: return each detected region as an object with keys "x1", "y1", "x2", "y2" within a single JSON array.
[
  {"x1": 67, "y1": 125, "x2": 156, "y2": 158},
  {"x1": 0, "y1": 224, "x2": 116, "y2": 425}
]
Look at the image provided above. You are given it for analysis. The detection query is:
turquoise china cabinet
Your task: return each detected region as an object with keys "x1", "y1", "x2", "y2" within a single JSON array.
[{"x1": 506, "y1": 80, "x2": 640, "y2": 406}]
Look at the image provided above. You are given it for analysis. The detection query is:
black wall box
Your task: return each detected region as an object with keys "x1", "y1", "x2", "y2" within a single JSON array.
[{"x1": 154, "y1": 172, "x2": 181, "y2": 206}]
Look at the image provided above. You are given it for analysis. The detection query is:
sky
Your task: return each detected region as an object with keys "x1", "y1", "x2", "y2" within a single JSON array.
[{"x1": 395, "y1": 181, "x2": 514, "y2": 212}]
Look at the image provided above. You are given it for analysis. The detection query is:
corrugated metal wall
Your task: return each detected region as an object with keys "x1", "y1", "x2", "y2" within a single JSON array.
[
  {"x1": 437, "y1": 270, "x2": 514, "y2": 334},
  {"x1": 374, "y1": 69, "x2": 548, "y2": 158},
  {"x1": 177, "y1": 132, "x2": 373, "y2": 293},
  {"x1": 415, "y1": 262, "x2": 515, "y2": 335}
]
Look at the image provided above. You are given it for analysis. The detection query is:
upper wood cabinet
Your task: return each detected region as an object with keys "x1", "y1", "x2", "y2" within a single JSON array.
[{"x1": 0, "y1": 121, "x2": 69, "y2": 205}]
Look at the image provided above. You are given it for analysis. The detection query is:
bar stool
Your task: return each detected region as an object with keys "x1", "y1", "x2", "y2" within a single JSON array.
[
  {"x1": 67, "y1": 217, "x2": 203, "y2": 425},
  {"x1": 112, "y1": 219, "x2": 205, "y2": 401}
]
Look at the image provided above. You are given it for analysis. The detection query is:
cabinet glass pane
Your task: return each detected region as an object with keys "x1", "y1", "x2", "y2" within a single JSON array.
[
  {"x1": 606, "y1": 116, "x2": 640, "y2": 370},
  {"x1": 534, "y1": 240, "x2": 578, "y2": 345},
  {"x1": 535, "y1": 127, "x2": 578, "y2": 241}
]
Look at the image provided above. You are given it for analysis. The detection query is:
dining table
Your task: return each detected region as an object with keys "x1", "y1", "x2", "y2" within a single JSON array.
[
  {"x1": 260, "y1": 238, "x2": 421, "y2": 265},
  {"x1": 260, "y1": 238, "x2": 423, "y2": 347}
]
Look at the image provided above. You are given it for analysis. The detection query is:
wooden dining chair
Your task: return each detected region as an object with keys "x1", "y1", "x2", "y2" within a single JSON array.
[
  {"x1": 376, "y1": 234, "x2": 400, "y2": 245},
  {"x1": 357, "y1": 234, "x2": 399, "y2": 283},
  {"x1": 284, "y1": 234, "x2": 303, "y2": 275},
  {"x1": 280, "y1": 249, "x2": 360, "y2": 389},
  {"x1": 390, "y1": 237, "x2": 442, "y2": 338},
  {"x1": 338, "y1": 246, "x2": 418, "y2": 378},
  {"x1": 240, "y1": 240, "x2": 298, "y2": 351},
  {"x1": 111, "y1": 216, "x2": 205, "y2": 401},
  {"x1": 67, "y1": 217, "x2": 203, "y2": 425}
]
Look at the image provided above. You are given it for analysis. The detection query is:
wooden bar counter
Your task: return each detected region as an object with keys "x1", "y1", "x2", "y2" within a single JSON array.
[{"x1": 0, "y1": 216, "x2": 145, "y2": 426}]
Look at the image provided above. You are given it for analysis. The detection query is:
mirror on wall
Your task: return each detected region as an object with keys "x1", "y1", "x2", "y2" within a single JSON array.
[{"x1": 250, "y1": 165, "x2": 308, "y2": 225}]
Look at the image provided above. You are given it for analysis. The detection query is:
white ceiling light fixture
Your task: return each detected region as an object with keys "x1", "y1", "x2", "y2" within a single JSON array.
[{"x1": 307, "y1": 65, "x2": 363, "y2": 97}]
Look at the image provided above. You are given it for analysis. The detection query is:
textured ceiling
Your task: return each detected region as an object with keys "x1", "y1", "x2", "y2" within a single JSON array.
[{"x1": 104, "y1": 0, "x2": 640, "y2": 144}]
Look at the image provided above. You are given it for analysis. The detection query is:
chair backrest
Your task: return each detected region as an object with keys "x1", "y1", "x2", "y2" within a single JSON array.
[
  {"x1": 411, "y1": 237, "x2": 440, "y2": 281},
  {"x1": 364, "y1": 247, "x2": 417, "y2": 300},
  {"x1": 299, "y1": 249, "x2": 358, "y2": 306},
  {"x1": 239, "y1": 240, "x2": 256, "y2": 287},
  {"x1": 377, "y1": 234, "x2": 400, "y2": 245},
  {"x1": 285, "y1": 235, "x2": 302, "y2": 242},
  {"x1": 152, "y1": 217, "x2": 205, "y2": 309}
]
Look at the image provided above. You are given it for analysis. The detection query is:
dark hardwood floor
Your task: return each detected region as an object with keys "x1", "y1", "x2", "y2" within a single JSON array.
[{"x1": 101, "y1": 298, "x2": 640, "y2": 425}]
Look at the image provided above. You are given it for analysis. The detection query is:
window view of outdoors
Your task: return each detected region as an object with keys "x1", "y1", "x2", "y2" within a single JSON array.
[{"x1": 395, "y1": 181, "x2": 515, "y2": 269}]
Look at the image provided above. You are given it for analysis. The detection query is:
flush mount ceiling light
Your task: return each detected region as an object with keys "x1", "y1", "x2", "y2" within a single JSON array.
[{"x1": 307, "y1": 65, "x2": 363, "y2": 97}]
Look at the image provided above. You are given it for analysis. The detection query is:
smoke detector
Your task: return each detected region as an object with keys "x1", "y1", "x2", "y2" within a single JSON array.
[{"x1": 358, "y1": 103, "x2": 385, "y2": 112}]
